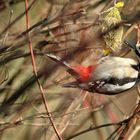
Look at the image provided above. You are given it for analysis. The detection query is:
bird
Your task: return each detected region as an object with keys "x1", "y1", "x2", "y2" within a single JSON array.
[
  {"x1": 124, "y1": 40, "x2": 140, "y2": 60},
  {"x1": 46, "y1": 52, "x2": 140, "y2": 95}
]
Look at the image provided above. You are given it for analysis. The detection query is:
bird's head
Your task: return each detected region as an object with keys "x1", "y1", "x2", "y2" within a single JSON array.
[
  {"x1": 124, "y1": 40, "x2": 140, "y2": 80},
  {"x1": 124, "y1": 40, "x2": 140, "y2": 58}
]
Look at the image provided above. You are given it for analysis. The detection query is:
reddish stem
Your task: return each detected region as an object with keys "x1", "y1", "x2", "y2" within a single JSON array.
[
  {"x1": 24, "y1": 0, "x2": 63, "y2": 139},
  {"x1": 137, "y1": 21, "x2": 140, "y2": 45}
]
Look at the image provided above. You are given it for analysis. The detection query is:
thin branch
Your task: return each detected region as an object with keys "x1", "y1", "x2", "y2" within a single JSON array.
[
  {"x1": 65, "y1": 105, "x2": 140, "y2": 140},
  {"x1": 106, "y1": 126, "x2": 123, "y2": 140},
  {"x1": 137, "y1": 21, "x2": 140, "y2": 46},
  {"x1": 24, "y1": 0, "x2": 62, "y2": 140},
  {"x1": 0, "y1": 0, "x2": 37, "y2": 37},
  {"x1": 118, "y1": 101, "x2": 140, "y2": 139},
  {"x1": 128, "y1": 125, "x2": 140, "y2": 140},
  {"x1": 16, "y1": 0, "x2": 106, "y2": 39},
  {"x1": 65, "y1": 121, "x2": 124, "y2": 140}
]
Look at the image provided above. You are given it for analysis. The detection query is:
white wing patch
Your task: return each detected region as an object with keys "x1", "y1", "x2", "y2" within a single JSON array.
[{"x1": 98, "y1": 82, "x2": 136, "y2": 93}]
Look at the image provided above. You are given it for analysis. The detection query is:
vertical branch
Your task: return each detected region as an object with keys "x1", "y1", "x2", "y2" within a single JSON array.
[
  {"x1": 137, "y1": 21, "x2": 140, "y2": 46},
  {"x1": 24, "y1": 0, "x2": 63, "y2": 140},
  {"x1": 118, "y1": 101, "x2": 140, "y2": 139}
]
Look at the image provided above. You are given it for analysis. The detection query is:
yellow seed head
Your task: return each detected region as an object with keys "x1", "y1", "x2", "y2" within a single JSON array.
[{"x1": 115, "y1": 2, "x2": 124, "y2": 8}]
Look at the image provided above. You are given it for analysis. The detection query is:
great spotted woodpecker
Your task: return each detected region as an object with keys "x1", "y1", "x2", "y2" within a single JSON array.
[{"x1": 46, "y1": 52, "x2": 140, "y2": 95}]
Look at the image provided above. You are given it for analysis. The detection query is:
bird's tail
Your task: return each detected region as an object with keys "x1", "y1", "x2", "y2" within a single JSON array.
[
  {"x1": 46, "y1": 53, "x2": 71, "y2": 68},
  {"x1": 46, "y1": 53, "x2": 80, "y2": 78},
  {"x1": 46, "y1": 53, "x2": 94, "y2": 82}
]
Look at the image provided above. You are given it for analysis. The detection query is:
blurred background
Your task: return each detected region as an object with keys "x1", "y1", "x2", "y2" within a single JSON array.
[{"x1": 0, "y1": 0, "x2": 140, "y2": 140}]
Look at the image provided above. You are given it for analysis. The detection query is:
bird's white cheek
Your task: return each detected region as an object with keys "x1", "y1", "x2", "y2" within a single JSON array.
[{"x1": 98, "y1": 82, "x2": 136, "y2": 93}]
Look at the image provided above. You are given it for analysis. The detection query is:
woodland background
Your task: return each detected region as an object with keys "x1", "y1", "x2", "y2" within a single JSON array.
[{"x1": 0, "y1": 0, "x2": 140, "y2": 140}]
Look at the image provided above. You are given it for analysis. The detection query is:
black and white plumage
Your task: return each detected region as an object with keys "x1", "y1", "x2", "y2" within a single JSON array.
[
  {"x1": 46, "y1": 54, "x2": 140, "y2": 95},
  {"x1": 84, "y1": 57, "x2": 139, "y2": 94}
]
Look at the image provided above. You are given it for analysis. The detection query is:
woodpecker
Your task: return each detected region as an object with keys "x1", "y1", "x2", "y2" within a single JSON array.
[{"x1": 46, "y1": 53, "x2": 140, "y2": 95}]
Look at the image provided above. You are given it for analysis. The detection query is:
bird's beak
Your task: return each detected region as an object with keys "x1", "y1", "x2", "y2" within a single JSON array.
[
  {"x1": 124, "y1": 40, "x2": 135, "y2": 49},
  {"x1": 124, "y1": 40, "x2": 140, "y2": 58}
]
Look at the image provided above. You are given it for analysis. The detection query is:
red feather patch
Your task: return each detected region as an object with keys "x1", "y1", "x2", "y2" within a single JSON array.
[{"x1": 71, "y1": 65, "x2": 96, "y2": 82}]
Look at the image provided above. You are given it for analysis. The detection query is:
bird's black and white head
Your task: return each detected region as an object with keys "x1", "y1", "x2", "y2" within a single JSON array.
[
  {"x1": 124, "y1": 40, "x2": 140, "y2": 60},
  {"x1": 124, "y1": 40, "x2": 140, "y2": 79}
]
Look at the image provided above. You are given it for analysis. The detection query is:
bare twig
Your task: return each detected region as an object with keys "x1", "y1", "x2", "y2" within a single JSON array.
[
  {"x1": 137, "y1": 21, "x2": 140, "y2": 46},
  {"x1": 0, "y1": 0, "x2": 37, "y2": 37},
  {"x1": 24, "y1": 0, "x2": 62, "y2": 139},
  {"x1": 65, "y1": 121, "x2": 124, "y2": 140}
]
